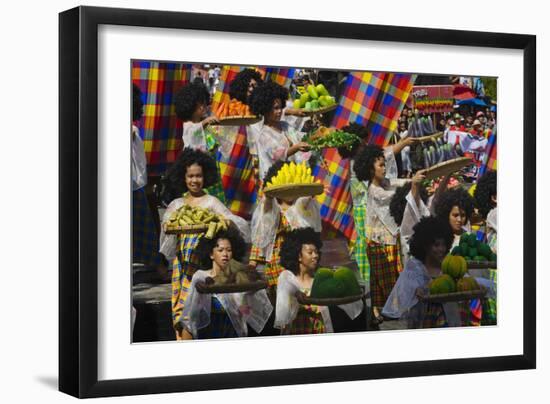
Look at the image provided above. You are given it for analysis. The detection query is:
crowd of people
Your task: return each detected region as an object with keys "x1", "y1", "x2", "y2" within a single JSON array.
[{"x1": 131, "y1": 68, "x2": 498, "y2": 341}]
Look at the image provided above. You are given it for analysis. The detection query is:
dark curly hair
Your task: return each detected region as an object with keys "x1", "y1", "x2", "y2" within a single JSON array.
[
  {"x1": 132, "y1": 84, "x2": 144, "y2": 122},
  {"x1": 409, "y1": 216, "x2": 454, "y2": 262},
  {"x1": 389, "y1": 182, "x2": 429, "y2": 225},
  {"x1": 262, "y1": 160, "x2": 287, "y2": 187},
  {"x1": 174, "y1": 82, "x2": 210, "y2": 121},
  {"x1": 162, "y1": 148, "x2": 219, "y2": 200},
  {"x1": 229, "y1": 68, "x2": 263, "y2": 104},
  {"x1": 353, "y1": 144, "x2": 385, "y2": 182},
  {"x1": 195, "y1": 227, "x2": 247, "y2": 269},
  {"x1": 473, "y1": 171, "x2": 497, "y2": 219},
  {"x1": 337, "y1": 122, "x2": 369, "y2": 159},
  {"x1": 249, "y1": 81, "x2": 289, "y2": 117},
  {"x1": 433, "y1": 187, "x2": 475, "y2": 225},
  {"x1": 279, "y1": 227, "x2": 323, "y2": 275}
]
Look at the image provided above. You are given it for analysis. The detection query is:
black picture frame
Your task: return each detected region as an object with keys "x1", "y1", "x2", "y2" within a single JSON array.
[{"x1": 59, "y1": 5, "x2": 536, "y2": 398}]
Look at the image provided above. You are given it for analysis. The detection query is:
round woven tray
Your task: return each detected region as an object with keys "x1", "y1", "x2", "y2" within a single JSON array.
[
  {"x1": 216, "y1": 116, "x2": 261, "y2": 126},
  {"x1": 466, "y1": 260, "x2": 497, "y2": 269},
  {"x1": 165, "y1": 224, "x2": 209, "y2": 235},
  {"x1": 416, "y1": 286, "x2": 487, "y2": 303},
  {"x1": 424, "y1": 157, "x2": 472, "y2": 180},
  {"x1": 414, "y1": 132, "x2": 444, "y2": 142},
  {"x1": 264, "y1": 183, "x2": 323, "y2": 200},
  {"x1": 300, "y1": 104, "x2": 338, "y2": 116},
  {"x1": 296, "y1": 292, "x2": 365, "y2": 306},
  {"x1": 195, "y1": 279, "x2": 268, "y2": 294}
]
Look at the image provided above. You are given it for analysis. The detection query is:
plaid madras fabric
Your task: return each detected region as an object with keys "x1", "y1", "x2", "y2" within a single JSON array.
[
  {"x1": 210, "y1": 65, "x2": 244, "y2": 113},
  {"x1": 262, "y1": 67, "x2": 296, "y2": 88},
  {"x1": 421, "y1": 302, "x2": 448, "y2": 328},
  {"x1": 332, "y1": 72, "x2": 417, "y2": 146},
  {"x1": 351, "y1": 205, "x2": 370, "y2": 283},
  {"x1": 366, "y1": 241, "x2": 402, "y2": 307},
  {"x1": 132, "y1": 188, "x2": 162, "y2": 266},
  {"x1": 132, "y1": 60, "x2": 191, "y2": 176},
  {"x1": 171, "y1": 233, "x2": 202, "y2": 326},
  {"x1": 313, "y1": 148, "x2": 355, "y2": 239},
  {"x1": 263, "y1": 215, "x2": 290, "y2": 287},
  {"x1": 479, "y1": 130, "x2": 497, "y2": 176},
  {"x1": 213, "y1": 125, "x2": 258, "y2": 219},
  {"x1": 196, "y1": 296, "x2": 238, "y2": 339},
  {"x1": 482, "y1": 269, "x2": 497, "y2": 325},
  {"x1": 284, "y1": 305, "x2": 326, "y2": 335}
]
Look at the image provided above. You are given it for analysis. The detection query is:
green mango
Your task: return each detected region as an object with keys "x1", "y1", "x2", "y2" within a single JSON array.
[
  {"x1": 310, "y1": 100, "x2": 319, "y2": 110},
  {"x1": 307, "y1": 85, "x2": 319, "y2": 100},
  {"x1": 318, "y1": 96, "x2": 329, "y2": 107},
  {"x1": 299, "y1": 93, "x2": 310, "y2": 108},
  {"x1": 315, "y1": 83, "x2": 329, "y2": 96},
  {"x1": 305, "y1": 101, "x2": 312, "y2": 110},
  {"x1": 293, "y1": 99, "x2": 302, "y2": 109}
]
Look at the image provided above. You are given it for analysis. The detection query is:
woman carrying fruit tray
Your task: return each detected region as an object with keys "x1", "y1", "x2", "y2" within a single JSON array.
[
  {"x1": 249, "y1": 161, "x2": 322, "y2": 289},
  {"x1": 351, "y1": 138, "x2": 415, "y2": 323},
  {"x1": 274, "y1": 228, "x2": 331, "y2": 334},
  {"x1": 248, "y1": 81, "x2": 312, "y2": 183},
  {"x1": 177, "y1": 229, "x2": 272, "y2": 340},
  {"x1": 159, "y1": 148, "x2": 251, "y2": 338},
  {"x1": 382, "y1": 217, "x2": 472, "y2": 328}
]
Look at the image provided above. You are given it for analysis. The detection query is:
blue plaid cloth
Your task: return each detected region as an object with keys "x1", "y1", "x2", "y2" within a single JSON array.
[
  {"x1": 197, "y1": 296, "x2": 238, "y2": 339},
  {"x1": 132, "y1": 188, "x2": 162, "y2": 266}
]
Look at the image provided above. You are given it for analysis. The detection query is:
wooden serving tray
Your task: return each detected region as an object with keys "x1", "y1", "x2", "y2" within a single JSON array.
[
  {"x1": 296, "y1": 292, "x2": 365, "y2": 306},
  {"x1": 416, "y1": 286, "x2": 487, "y2": 303},
  {"x1": 264, "y1": 183, "x2": 323, "y2": 200},
  {"x1": 164, "y1": 224, "x2": 209, "y2": 235},
  {"x1": 424, "y1": 157, "x2": 472, "y2": 180},
  {"x1": 216, "y1": 116, "x2": 261, "y2": 126}
]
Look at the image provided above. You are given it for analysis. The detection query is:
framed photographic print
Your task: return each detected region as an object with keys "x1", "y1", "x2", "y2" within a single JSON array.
[{"x1": 59, "y1": 5, "x2": 536, "y2": 398}]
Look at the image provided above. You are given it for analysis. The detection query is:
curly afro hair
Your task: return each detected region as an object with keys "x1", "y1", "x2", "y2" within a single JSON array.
[
  {"x1": 433, "y1": 187, "x2": 475, "y2": 225},
  {"x1": 132, "y1": 84, "x2": 144, "y2": 122},
  {"x1": 337, "y1": 122, "x2": 369, "y2": 159},
  {"x1": 474, "y1": 171, "x2": 497, "y2": 219},
  {"x1": 389, "y1": 182, "x2": 429, "y2": 225},
  {"x1": 162, "y1": 148, "x2": 219, "y2": 200},
  {"x1": 174, "y1": 82, "x2": 210, "y2": 121},
  {"x1": 195, "y1": 227, "x2": 247, "y2": 269},
  {"x1": 229, "y1": 68, "x2": 263, "y2": 104},
  {"x1": 279, "y1": 227, "x2": 323, "y2": 275},
  {"x1": 262, "y1": 160, "x2": 287, "y2": 187},
  {"x1": 409, "y1": 216, "x2": 454, "y2": 262},
  {"x1": 353, "y1": 144, "x2": 385, "y2": 182},
  {"x1": 249, "y1": 81, "x2": 289, "y2": 117}
]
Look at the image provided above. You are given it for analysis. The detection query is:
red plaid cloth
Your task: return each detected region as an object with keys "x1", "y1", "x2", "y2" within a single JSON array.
[
  {"x1": 284, "y1": 305, "x2": 326, "y2": 335},
  {"x1": 366, "y1": 241, "x2": 403, "y2": 307},
  {"x1": 132, "y1": 61, "x2": 191, "y2": 176}
]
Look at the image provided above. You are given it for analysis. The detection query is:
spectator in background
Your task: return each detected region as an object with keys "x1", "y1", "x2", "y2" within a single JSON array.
[
  {"x1": 398, "y1": 121, "x2": 412, "y2": 178},
  {"x1": 470, "y1": 120, "x2": 484, "y2": 137}
]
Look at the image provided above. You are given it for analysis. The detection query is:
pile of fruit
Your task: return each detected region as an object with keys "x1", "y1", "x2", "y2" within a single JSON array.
[
  {"x1": 429, "y1": 255, "x2": 480, "y2": 295},
  {"x1": 303, "y1": 127, "x2": 361, "y2": 151},
  {"x1": 310, "y1": 266, "x2": 362, "y2": 299},
  {"x1": 265, "y1": 161, "x2": 319, "y2": 188},
  {"x1": 450, "y1": 233, "x2": 497, "y2": 262},
  {"x1": 410, "y1": 137, "x2": 464, "y2": 171},
  {"x1": 165, "y1": 205, "x2": 229, "y2": 239},
  {"x1": 214, "y1": 98, "x2": 254, "y2": 119},
  {"x1": 292, "y1": 83, "x2": 337, "y2": 111},
  {"x1": 204, "y1": 259, "x2": 262, "y2": 286}
]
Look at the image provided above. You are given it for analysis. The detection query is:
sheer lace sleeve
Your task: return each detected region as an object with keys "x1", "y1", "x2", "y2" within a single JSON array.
[
  {"x1": 274, "y1": 270, "x2": 301, "y2": 329},
  {"x1": 251, "y1": 196, "x2": 280, "y2": 260},
  {"x1": 180, "y1": 270, "x2": 212, "y2": 338},
  {"x1": 182, "y1": 121, "x2": 208, "y2": 151}
]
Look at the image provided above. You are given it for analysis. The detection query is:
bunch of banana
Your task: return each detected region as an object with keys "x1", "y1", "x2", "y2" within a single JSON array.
[
  {"x1": 165, "y1": 205, "x2": 228, "y2": 239},
  {"x1": 265, "y1": 161, "x2": 319, "y2": 188}
]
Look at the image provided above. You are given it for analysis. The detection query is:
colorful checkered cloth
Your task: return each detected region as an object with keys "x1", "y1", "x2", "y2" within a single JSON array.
[
  {"x1": 132, "y1": 61, "x2": 191, "y2": 176},
  {"x1": 479, "y1": 130, "x2": 497, "y2": 176},
  {"x1": 421, "y1": 303, "x2": 448, "y2": 328},
  {"x1": 351, "y1": 204, "x2": 370, "y2": 283},
  {"x1": 171, "y1": 233, "x2": 203, "y2": 327},
  {"x1": 211, "y1": 65, "x2": 296, "y2": 112},
  {"x1": 196, "y1": 296, "x2": 239, "y2": 339},
  {"x1": 284, "y1": 305, "x2": 326, "y2": 335},
  {"x1": 332, "y1": 72, "x2": 417, "y2": 146},
  {"x1": 214, "y1": 125, "x2": 258, "y2": 220},
  {"x1": 313, "y1": 148, "x2": 355, "y2": 239},
  {"x1": 132, "y1": 188, "x2": 163, "y2": 266},
  {"x1": 263, "y1": 215, "x2": 290, "y2": 287},
  {"x1": 482, "y1": 269, "x2": 497, "y2": 325},
  {"x1": 366, "y1": 241, "x2": 402, "y2": 307}
]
